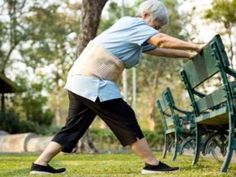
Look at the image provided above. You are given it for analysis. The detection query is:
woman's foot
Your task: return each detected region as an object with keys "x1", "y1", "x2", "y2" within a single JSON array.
[
  {"x1": 141, "y1": 161, "x2": 179, "y2": 174},
  {"x1": 30, "y1": 163, "x2": 66, "y2": 174}
]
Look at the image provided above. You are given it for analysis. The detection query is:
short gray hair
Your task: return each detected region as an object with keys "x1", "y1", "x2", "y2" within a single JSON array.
[{"x1": 137, "y1": 0, "x2": 169, "y2": 25}]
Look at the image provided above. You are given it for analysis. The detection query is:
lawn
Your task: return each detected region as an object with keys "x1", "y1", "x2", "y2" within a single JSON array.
[{"x1": 0, "y1": 152, "x2": 236, "y2": 177}]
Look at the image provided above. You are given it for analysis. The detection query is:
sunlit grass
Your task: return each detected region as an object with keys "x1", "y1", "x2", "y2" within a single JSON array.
[{"x1": 0, "y1": 152, "x2": 236, "y2": 177}]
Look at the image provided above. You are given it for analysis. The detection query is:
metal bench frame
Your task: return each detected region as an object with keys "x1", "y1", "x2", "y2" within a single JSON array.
[
  {"x1": 157, "y1": 87, "x2": 195, "y2": 161},
  {"x1": 180, "y1": 34, "x2": 236, "y2": 172}
]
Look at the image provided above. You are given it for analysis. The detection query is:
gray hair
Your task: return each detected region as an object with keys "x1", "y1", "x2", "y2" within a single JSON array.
[{"x1": 137, "y1": 0, "x2": 169, "y2": 25}]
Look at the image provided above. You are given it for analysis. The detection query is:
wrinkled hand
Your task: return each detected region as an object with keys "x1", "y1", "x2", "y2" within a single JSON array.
[{"x1": 189, "y1": 44, "x2": 206, "y2": 60}]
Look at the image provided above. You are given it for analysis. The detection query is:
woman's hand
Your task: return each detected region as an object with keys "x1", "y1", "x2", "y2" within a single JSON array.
[{"x1": 188, "y1": 44, "x2": 206, "y2": 60}]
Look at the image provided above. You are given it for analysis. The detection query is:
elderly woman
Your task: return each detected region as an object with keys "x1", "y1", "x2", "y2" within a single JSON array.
[{"x1": 30, "y1": 0, "x2": 203, "y2": 175}]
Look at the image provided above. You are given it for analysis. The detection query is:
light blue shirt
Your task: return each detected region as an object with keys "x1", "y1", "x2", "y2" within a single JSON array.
[{"x1": 65, "y1": 16, "x2": 158, "y2": 102}]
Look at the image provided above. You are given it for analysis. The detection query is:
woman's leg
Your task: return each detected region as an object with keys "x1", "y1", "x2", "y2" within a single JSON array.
[
  {"x1": 131, "y1": 138, "x2": 159, "y2": 165},
  {"x1": 33, "y1": 92, "x2": 96, "y2": 166},
  {"x1": 78, "y1": 98, "x2": 159, "y2": 165},
  {"x1": 34, "y1": 141, "x2": 62, "y2": 166}
]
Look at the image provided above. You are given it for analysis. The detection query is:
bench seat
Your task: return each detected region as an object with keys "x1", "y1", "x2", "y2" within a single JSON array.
[{"x1": 196, "y1": 106, "x2": 227, "y2": 125}]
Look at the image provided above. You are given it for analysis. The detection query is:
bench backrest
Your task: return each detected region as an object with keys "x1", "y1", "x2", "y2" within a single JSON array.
[{"x1": 180, "y1": 34, "x2": 235, "y2": 115}]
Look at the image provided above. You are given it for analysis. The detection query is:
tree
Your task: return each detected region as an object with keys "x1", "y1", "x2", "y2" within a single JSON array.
[
  {"x1": 204, "y1": 0, "x2": 236, "y2": 68},
  {"x1": 0, "y1": 0, "x2": 27, "y2": 74},
  {"x1": 21, "y1": 3, "x2": 79, "y2": 125},
  {"x1": 0, "y1": 0, "x2": 59, "y2": 129},
  {"x1": 1, "y1": 0, "x2": 81, "y2": 127}
]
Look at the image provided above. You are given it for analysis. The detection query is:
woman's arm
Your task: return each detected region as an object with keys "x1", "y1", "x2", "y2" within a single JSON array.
[
  {"x1": 145, "y1": 47, "x2": 196, "y2": 59},
  {"x1": 148, "y1": 33, "x2": 203, "y2": 52}
]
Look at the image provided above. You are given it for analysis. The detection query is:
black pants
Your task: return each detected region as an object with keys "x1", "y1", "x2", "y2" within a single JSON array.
[{"x1": 52, "y1": 91, "x2": 144, "y2": 153}]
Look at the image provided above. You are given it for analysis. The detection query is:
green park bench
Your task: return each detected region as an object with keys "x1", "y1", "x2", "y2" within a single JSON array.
[
  {"x1": 157, "y1": 87, "x2": 195, "y2": 161},
  {"x1": 180, "y1": 34, "x2": 236, "y2": 172}
]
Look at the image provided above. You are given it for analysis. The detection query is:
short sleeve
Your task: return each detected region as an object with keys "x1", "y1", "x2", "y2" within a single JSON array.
[
  {"x1": 128, "y1": 19, "x2": 158, "y2": 46},
  {"x1": 142, "y1": 42, "x2": 156, "y2": 52}
]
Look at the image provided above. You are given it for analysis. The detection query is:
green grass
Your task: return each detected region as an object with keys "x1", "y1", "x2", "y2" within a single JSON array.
[{"x1": 0, "y1": 152, "x2": 236, "y2": 177}]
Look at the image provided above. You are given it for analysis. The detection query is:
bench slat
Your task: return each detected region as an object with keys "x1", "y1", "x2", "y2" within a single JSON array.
[
  {"x1": 196, "y1": 82, "x2": 236, "y2": 112},
  {"x1": 196, "y1": 88, "x2": 226, "y2": 112}
]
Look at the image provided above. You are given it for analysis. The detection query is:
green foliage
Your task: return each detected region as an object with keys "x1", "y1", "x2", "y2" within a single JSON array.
[
  {"x1": 0, "y1": 109, "x2": 20, "y2": 133},
  {"x1": 204, "y1": 0, "x2": 236, "y2": 65},
  {"x1": 0, "y1": 1, "x2": 80, "y2": 128},
  {"x1": 0, "y1": 0, "x2": 29, "y2": 74},
  {"x1": 14, "y1": 76, "x2": 54, "y2": 126},
  {"x1": 18, "y1": 120, "x2": 41, "y2": 133},
  {"x1": 204, "y1": 0, "x2": 236, "y2": 28},
  {"x1": 21, "y1": 4, "x2": 78, "y2": 69},
  {"x1": 0, "y1": 109, "x2": 59, "y2": 135},
  {"x1": 19, "y1": 120, "x2": 60, "y2": 135}
]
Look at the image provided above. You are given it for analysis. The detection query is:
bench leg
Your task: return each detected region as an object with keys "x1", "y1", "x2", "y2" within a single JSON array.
[
  {"x1": 192, "y1": 124, "x2": 202, "y2": 165},
  {"x1": 179, "y1": 139, "x2": 184, "y2": 155},
  {"x1": 221, "y1": 115, "x2": 235, "y2": 173},
  {"x1": 162, "y1": 134, "x2": 168, "y2": 159},
  {"x1": 221, "y1": 147, "x2": 233, "y2": 173},
  {"x1": 179, "y1": 137, "x2": 195, "y2": 155},
  {"x1": 172, "y1": 133, "x2": 179, "y2": 161}
]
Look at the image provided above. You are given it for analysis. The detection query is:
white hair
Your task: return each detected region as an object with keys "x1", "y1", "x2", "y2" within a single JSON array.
[{"x1": 137, "y1": 0, "x2": 169, "y2": 25}]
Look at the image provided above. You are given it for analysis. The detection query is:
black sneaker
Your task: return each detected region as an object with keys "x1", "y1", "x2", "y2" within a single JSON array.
[
  {"x1": 30, "y1": 163, "x2": 66, "y2": 174},
  {"x1": 141, "y1": 161, "x2": 179, "y2": 174}
]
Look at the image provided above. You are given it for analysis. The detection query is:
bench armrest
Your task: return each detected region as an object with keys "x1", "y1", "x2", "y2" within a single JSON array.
[{"x1": 173, "y1": 105, "x2": 194, "y2": 115}]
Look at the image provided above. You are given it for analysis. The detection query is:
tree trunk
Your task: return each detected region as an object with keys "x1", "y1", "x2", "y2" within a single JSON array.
[
  {"x1": 76, "y1": 0, "x2": 108, "y2": 56},
  {"x1": 75, "y1": 0, "x2": 108, "y2": 153}
]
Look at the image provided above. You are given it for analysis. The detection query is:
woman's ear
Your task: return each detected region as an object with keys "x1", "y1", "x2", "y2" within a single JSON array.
[{"x1": 141, "y1": 11, "x2": 150, "y2": 19}]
